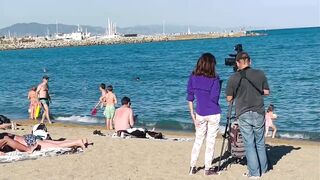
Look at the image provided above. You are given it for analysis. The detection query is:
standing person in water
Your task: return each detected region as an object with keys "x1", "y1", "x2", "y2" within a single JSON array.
[
  {"x1": 102, "y1": 85, "x2": 117, "y2": 130},
  {"x1": 27, "y1": 86, "x2": 38, "y2": 120},
  {"x1": 36, "y1": 75, "x2": 52, "y2": 124},
  {"x1": 187, "y1": 53, "x2": 221, "y2": 176}
]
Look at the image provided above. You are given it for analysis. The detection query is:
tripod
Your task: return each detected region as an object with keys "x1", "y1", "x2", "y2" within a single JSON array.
[
  {"x1": 217, "y1": 101, "x2": 234, "y2": 172},
  {"x1": 217, "y1": 100, "x2": 246, "y2": 172}
]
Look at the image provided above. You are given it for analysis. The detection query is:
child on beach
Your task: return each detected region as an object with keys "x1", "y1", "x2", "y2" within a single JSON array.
[
  {"x1": 27, "y1": 86, "x2": 38, "y2": 120},
  {"x1": 102, "y1": 85, "x2": 117, "y2": 130},
  {"x1": 98, "y1": 83, "x2": 107, "y2": 107},
  {"x1": 265, "y1": 104, "x2": 278, "y2": 138},
  {"x1": 91, "y1": 83, "x2": 107, "y2": 116}
]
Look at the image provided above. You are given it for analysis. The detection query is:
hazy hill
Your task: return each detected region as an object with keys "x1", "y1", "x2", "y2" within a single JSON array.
[
  {"x1": 0, "y1": 23, "x2": 105, "y2": 37},
  {"x1": 0, "y1": 22, "x2": 225, "y2": 37}
]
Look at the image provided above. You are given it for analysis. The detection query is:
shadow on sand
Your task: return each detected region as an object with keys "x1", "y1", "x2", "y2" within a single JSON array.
[
  {"x1": 195, "y1": 144, "x2": 302, "y2": 173},
  {"x1": 266, "y1": 144, "x2": 301, "y2": 169}
]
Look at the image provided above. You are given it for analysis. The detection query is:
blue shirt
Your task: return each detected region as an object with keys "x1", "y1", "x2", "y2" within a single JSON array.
[{"x1": 187, "y1": 74, "x2": 221, "y2": 116}]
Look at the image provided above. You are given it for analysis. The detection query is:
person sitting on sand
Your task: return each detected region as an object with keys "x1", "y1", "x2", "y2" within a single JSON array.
[
  {"x1": 113, "y1": 96, "x2": 134, "y2": 132},
  {"x1": 265, "y1": 104, "x2": 278, "y2": 138},
  {"x1": 102, "y1": 85, "x2": 117, "y2": 130},
  {"x1": 27, "y1": 86, "x2": 39, "y2": 120}
]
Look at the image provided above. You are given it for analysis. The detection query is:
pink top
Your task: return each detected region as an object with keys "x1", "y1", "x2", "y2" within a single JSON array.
[{"x1": 114, "y1": 106, "x2": 134, "y2": 131}]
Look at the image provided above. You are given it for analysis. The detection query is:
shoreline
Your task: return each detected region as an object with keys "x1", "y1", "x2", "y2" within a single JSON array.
[
  {"x1": 0, "y1": 31, "x2": 263, "y2": 51},
  {"x1": 13, "y1": 119, "x2": 320, "y2": 143}
]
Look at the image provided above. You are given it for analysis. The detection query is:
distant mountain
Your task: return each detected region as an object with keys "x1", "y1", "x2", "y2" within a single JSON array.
[
  {"x1": 0, "y1": 22, "x2": 105, "y2": 37},
  {"x1": 0, "y1": 22, "x2": 224, "y2": 37}
]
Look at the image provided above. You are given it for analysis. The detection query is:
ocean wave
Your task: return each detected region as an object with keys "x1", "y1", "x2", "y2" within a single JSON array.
[
  {"x1": 55, "y1": 115, "x2": 103, "y2": 124},
  {"x1": 52, "y1": 115, "x2": 319, "y2": 141}
]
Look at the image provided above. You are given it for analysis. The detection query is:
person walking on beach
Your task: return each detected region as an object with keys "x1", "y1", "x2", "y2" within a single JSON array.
[
  {"x1": 27, "y1": 86, "x2": 38, "y2": 120},
  {"x1": 102, "y1": 85, "x2": 117, "y2": 130},
  {"x1": 187, "y1": 53, "x2": 221, "y2": 176},
  {"x1": 113, "y1": 96, "x2": 134, "y2": 132},
  {"x1": 265, "y1": 104, "x2": 277, "y2": 138},
  {"x1": 36, "y1": 75, "x2": 52, "y2": 124},
  {"x1": 226, "y1": 52, "x2": 269, "y2": 178}
]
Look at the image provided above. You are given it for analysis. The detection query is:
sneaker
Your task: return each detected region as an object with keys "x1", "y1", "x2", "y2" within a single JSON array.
[
  {"x1": 204, "y1": 168, "x2": 218, "y2": 175},
  {"x1": 243, "y1": 172, "x2": 260, "y2": 179},
  {"x1": 189, "y1": 167, "x2": 197, "y2": 175}
]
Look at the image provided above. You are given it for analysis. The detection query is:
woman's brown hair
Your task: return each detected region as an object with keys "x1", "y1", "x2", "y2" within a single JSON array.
[{"x1": 192, "y1": 53, "x2": 217, "y2": 78}]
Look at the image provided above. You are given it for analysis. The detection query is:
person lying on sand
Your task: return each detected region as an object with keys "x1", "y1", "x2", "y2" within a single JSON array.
[
  {"x1": 0, "y1": 132, "x2": 93, "y2": 155},
  {"x1": 0, "y1": 115, "x2": 17, "y2": 130},
  {"x1": 0, "y1": 133, "x2": 37, "y2": 155}
]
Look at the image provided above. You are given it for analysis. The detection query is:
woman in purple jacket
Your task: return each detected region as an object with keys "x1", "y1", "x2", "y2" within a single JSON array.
[{"x1": 187, "y1": 53, "x2": 221, "y2": 176}]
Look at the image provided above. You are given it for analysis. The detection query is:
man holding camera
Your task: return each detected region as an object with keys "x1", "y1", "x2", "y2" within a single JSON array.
[{"x1": 226, "y1": 52, "x2": 269, "y2": 178}]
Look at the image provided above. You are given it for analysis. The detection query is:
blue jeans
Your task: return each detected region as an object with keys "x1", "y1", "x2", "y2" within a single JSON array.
[{"x1": 238, "y1": 111, "x2": 268, "y2": 176}]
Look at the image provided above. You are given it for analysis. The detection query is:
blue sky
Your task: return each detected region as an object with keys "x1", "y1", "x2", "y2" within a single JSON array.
[{"x1": 0, "y1": 0, "x2": 319, "y2": 29}]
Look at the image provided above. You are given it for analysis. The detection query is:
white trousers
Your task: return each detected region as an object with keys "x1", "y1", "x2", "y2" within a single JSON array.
[{"x1": 190, "y1": 113, "x2": 220, "y2": 170}]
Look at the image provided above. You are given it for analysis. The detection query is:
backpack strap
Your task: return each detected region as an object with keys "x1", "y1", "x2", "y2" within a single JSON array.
[{"x1": 235, "y1": 67, "x2": 264, "y2": 96}]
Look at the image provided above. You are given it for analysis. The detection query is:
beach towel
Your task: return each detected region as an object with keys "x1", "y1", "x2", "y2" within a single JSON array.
[
  {"x1": 0, "y1": 148, "x2": 83, "y2": 163},
  {"x1": 108, "y1": 130, "x2": 193, "y2": 142}
]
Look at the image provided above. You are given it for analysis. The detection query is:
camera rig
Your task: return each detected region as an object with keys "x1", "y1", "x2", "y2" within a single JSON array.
[{"x1": 225, "y1": 44, "x2": 243, "y2": 72}]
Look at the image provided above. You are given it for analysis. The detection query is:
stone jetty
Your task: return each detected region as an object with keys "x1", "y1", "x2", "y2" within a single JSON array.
[{"x1": 0, "y1": 31, "x2": 263, "y2": 51}]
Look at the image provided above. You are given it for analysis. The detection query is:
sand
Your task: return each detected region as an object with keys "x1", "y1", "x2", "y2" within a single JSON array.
[{"x1": 0, "y1": 120, "x2": 319, "y2": 180}]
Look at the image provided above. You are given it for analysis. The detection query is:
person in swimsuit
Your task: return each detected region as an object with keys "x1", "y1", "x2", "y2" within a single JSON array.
[
  {"x1": 36, "y1": 75, "x2": 52, "y2": 124},
  {"x1": 27, "y1": 86, "x2": 38, "y2": 120},
  {"x1": 102, "y1": 85, "x2": 117, "y2": 130},
  {"x1": 0, "y1": 132, "x2": 92, "y2": 153},
  {"x1": 0, "y1": 133, "x2": 38, "y2": 155},
  {"x1": 265, "y1": 104, "x2": 277, "y2": 138}
]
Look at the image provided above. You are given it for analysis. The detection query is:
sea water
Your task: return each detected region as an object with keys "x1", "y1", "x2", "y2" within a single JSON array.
[{"x1": 0, "y1": 27, "x2": 319, "y2": 140}]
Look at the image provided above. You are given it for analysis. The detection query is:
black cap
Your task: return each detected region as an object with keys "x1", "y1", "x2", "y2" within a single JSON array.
[
  {"x1": 236, "y1": 52, "x2": 250, "y2": 61},
  {"x1": 43, "y1": 75, "x2": 49, "y2": 80}
]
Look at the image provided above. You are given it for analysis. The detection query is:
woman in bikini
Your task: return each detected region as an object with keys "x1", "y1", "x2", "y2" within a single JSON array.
[{"x1": 0, "y1": 132, "x2": 92, "y2": 155}]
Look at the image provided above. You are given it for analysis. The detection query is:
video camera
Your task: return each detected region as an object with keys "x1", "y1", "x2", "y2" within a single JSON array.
[{"x1": 225, "y1": 44, "x2": 243, "y2": 72}]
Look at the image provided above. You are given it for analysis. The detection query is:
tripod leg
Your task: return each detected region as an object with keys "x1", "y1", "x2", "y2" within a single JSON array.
[{"x1": 217, "y1": 136, "x2": 226, "y2": 172}]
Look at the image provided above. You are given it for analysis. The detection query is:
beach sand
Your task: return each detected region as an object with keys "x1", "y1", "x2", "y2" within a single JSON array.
[{"x1": 0, "y1": 120, "x2": 319, "y2": 180}]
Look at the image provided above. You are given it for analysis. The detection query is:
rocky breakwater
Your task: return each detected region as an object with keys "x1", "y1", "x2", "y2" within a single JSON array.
[{"x1": 0, "y1": 31, "x2": 263, "y2": 51}]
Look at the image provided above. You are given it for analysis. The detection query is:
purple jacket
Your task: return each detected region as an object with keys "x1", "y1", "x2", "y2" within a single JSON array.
[{"x1": 187, "y1": 74, "x2": 221, "y2": 116}]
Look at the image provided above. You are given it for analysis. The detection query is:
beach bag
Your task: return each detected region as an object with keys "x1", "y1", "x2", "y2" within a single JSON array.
[
  {"x1": 0, "y1": 115, "x2": 11, "y2": 124},
  {"x1": 32, "y1": 123, "x2": 49, "y2": 140},
  {"x1": 228, "y1": 121, "x2": 245, "y2": 158}
]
